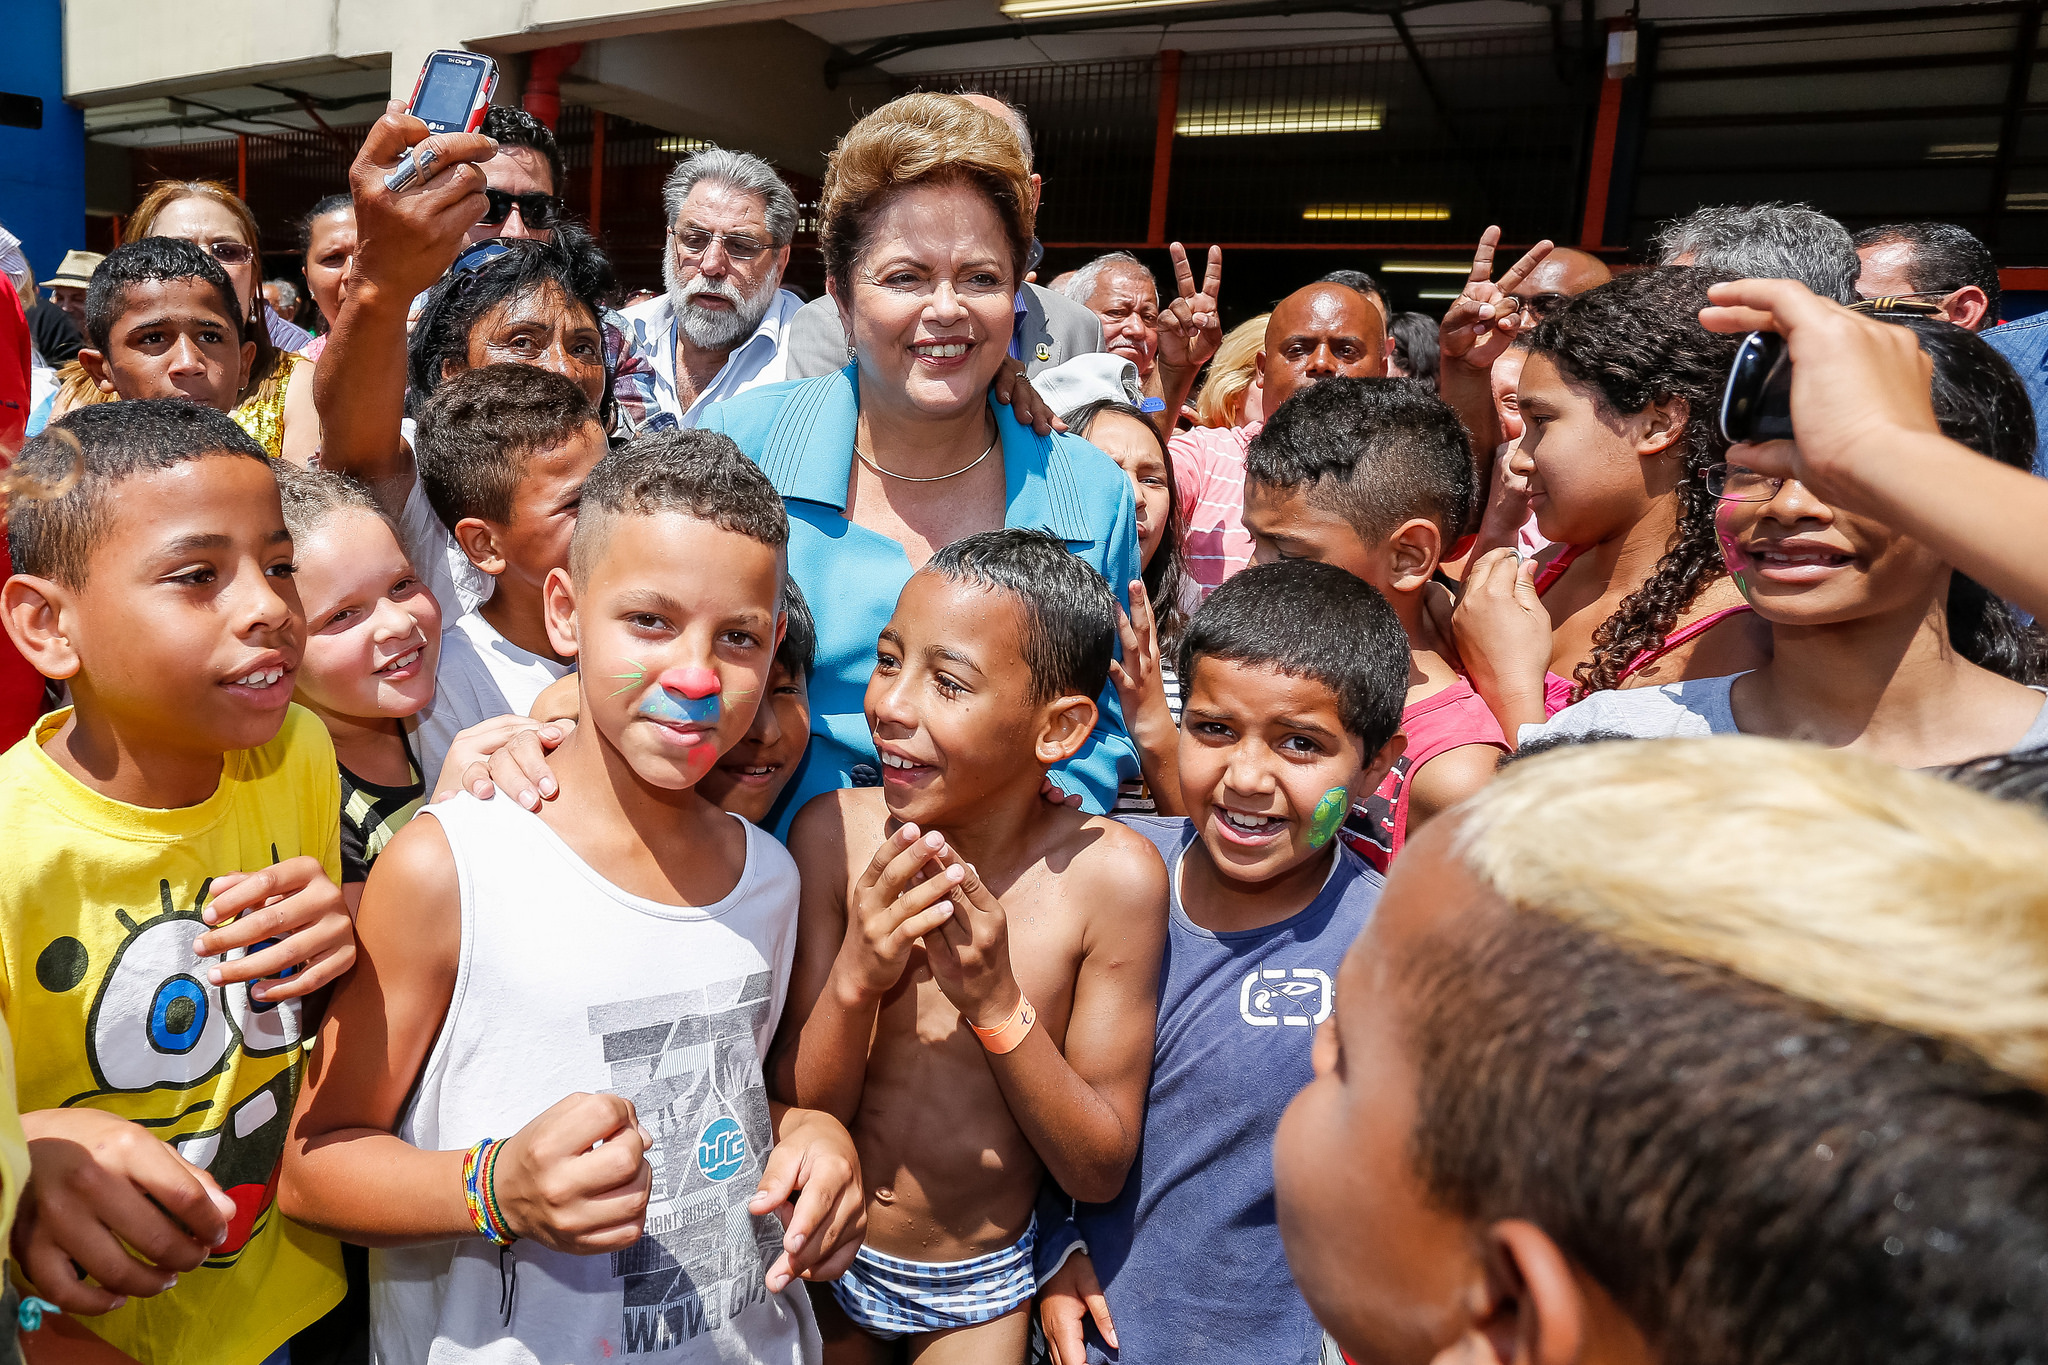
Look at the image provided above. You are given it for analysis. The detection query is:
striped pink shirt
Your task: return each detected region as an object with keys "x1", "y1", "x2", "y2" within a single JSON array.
[{"x1": 1170, "y1": 419, "x2": 1262, "y2": 596}]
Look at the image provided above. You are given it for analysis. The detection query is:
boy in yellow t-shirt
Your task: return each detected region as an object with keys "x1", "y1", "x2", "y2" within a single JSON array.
[{"x1": 0, "y1": 401, "x2": 354, "y2": 1365}]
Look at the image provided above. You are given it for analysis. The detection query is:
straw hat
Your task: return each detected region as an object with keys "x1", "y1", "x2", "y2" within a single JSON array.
[{"x1": 47, "y1": 250, "x2": 104, "y2": 290}]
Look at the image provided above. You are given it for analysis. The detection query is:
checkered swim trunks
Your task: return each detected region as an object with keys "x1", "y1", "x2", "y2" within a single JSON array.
[{"x1": 832, "y1": 1216, "x2": 1038, "y2": 1341}]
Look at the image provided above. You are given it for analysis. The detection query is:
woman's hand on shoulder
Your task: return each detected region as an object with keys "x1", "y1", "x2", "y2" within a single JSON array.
[{"x1": 993, "y1": 360, "x2": 1064, "y2": 436}]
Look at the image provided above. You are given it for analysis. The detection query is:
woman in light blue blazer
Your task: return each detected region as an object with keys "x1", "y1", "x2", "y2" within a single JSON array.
[{"x1": 701, "y1": 93, "x2": 1141, "y2": 835}]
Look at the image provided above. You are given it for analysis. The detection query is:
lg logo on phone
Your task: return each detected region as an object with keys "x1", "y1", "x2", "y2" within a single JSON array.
[{"x1": 1239, "y1": 968, "x2": 1333, "y2": 1028}]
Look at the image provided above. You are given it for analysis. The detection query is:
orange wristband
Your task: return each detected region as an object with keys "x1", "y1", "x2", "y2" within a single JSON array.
[{"x1": 970, "y1": 995, "x2": 1036, "y2": 1054}]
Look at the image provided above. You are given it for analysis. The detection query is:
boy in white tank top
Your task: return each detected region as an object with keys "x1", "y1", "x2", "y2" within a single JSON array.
[{"x1": 281, "y1": 431, "x2": 866, "y2": 1365}]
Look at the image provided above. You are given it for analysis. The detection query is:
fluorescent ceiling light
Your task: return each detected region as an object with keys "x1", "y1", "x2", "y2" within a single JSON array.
[
  {"x1": 84, "y1": 98, "x2": 188, "y2": 133},
  {"x1": 2008, "y1": 192, "x2": 2048, "y2": 210},
  {"x1": 1303, "y1": 203, "x2": 1450, "y2": 222},
  {"x1": 1176, "y1": 101, "x2": 1383, "y2": 136},
  {"x1": 1380, "y1": 261, "x2": 1472, "y2": 275},
  {"x1": 658, "y1": 135, "x2": 712, "y2": 154},
  {"x1": 1928, "y1": 142, "x2": 1997, "y2": 160},
  {"x1": 1001, "y1": 0, "x2": 1229, "y2": 18},
  {"x1": 1416, "y1": 290, "x2": 1464, "y2": 300}
]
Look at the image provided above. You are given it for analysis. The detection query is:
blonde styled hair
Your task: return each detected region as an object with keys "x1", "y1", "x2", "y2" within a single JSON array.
[
  {"x1": 819, "y1": 93, "x2": 1034, "y2": 302},
  {"x1": 1195, "y1": 312, "x2": 1269, "y2": 429},
  {"x1": 1454, "y1": 736, "x2": 2048, "y2": 1088}
]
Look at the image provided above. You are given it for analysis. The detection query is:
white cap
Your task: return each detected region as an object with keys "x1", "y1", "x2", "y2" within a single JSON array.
[{"x1": 1030, "y1": 353, "x2": 1152, "y2": 423}]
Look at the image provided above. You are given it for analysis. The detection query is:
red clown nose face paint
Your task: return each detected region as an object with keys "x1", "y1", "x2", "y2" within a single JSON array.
[{"x1": 640, "y1": 668, "x2": 723, "y2": 726}]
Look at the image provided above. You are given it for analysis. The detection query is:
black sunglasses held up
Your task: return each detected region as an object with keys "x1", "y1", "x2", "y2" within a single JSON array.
[
  {"x1": 1719, "y1": 298, "x2": 1942, "y2": 444},
  {"x1": 1719, "y1": 331, "x2": 1794, "y2": 445},
  {"x1": 478, "y1": 189, "x2": 556, "y2": 229}
]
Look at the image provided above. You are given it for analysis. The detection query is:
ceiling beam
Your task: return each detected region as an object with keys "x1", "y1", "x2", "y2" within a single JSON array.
[{"x1": 821, "y1": 0, "x2": 1515, "y2": 84}]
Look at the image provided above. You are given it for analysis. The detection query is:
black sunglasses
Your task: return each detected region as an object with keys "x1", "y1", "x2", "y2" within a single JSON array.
[{"x1": 478, "y1": 188, "x2": 556, "y2": 229}]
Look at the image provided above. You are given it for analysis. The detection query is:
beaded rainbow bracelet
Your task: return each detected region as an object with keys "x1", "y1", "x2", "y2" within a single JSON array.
[{"x1": 462, "y1": 1138, "x2": 517, "y2": 1246}]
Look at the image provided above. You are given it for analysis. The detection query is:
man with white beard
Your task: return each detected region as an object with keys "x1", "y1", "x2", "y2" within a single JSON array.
[{"x1": 617, "y1": 146, "x2": 805, "y2": 430}]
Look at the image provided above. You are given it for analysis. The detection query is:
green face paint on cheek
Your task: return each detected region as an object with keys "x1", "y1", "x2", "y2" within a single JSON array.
[
  {"x1": 609, "y1": 658, "x2": 647, "y2": 698},
  {"x1": 1307, "y1": 787, "x2": 1348, "y2": 849}
]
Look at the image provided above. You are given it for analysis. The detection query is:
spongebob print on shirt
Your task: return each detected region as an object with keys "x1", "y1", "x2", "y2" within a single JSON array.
[
  {"x1": 0, "y1": 706, "x2": 345, "y2": 1365},
  {"x1": 52, "y1": 871, "x2": 304, "y2": 1258}
]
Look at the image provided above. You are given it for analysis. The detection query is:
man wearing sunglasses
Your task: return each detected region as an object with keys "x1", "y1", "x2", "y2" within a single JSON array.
[
  {"x1": 438, "y1": 106, "x2": 660, "y2": 434},
  {"x1": 617, "y1": 146, "x2": 804, "y2": 430},
  {"x1": 465, "y1": 107, "x2": 564, "y2": 247}
]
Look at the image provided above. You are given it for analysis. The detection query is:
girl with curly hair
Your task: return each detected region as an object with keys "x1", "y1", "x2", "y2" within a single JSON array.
[{"x1": 1453, "y1": 266, "x2": 1772, "y2": 735}]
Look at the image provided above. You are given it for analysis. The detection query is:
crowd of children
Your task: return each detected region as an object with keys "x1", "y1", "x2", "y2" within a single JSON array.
[{"x1": 5, "y1": 93, "x2": 2048, "y2": 1365}]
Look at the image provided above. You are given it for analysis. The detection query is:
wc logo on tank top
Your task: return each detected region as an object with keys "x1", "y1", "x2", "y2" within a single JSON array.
[
  {"x1": 697, "y1": 1116, "x2": 747, "y2": 1181},
  {"x1": 1239, "y1": 967, "x2": 1333, "y2": 1028},
  {"x1": 589, "y1": 971, "x2": 789, "y2": 1354}
]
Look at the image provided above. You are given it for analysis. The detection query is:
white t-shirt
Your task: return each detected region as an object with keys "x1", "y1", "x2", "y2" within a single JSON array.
[
  {"x1": 415, "y1": 611, "x2": 573, "y2": 789},
  {"x1": 1526, "y1": 674, "x2": 2048, "y2": 755},
  {"x1": 395, "y1": 431, "x2": 494, "y2": 619},
  {"x1": 373, "y1": 793, "x2": 818, "y2": 1365}
]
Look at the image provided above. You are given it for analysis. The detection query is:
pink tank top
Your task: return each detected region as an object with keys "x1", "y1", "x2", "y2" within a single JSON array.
[
  {"x1": 1530, "y1": 545, "x2": 1753, "y2": 712},
  {"x1": 1343, "y1": 678, "x2": 1510, "y2": 872},
  {"x1": 1534, "y1": 545, "x2": 1589, "y2": 715}
]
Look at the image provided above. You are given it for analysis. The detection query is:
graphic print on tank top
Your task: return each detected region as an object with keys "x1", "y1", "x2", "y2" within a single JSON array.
[{"x1": 590, "y1": 971, "x2": 785, "y2": 1355}]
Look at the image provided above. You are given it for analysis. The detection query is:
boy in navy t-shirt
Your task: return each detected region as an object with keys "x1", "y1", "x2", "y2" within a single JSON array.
[{"x1": 1035, "y1": 560, "x2": 1409, "y2": 1365}]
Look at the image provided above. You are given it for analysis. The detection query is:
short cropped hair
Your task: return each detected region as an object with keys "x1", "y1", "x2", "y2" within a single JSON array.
[
  {"x1": 1853, "y1": 220, "x2": 2001, "y2": 320},
  {"x1": 820, "y1": 93, "x2": 1035, "y2": 304},
  {"x1": 662, "y1": 146, "x2": 798, "y2": 248},
  {"x1": 412, "y1": 364, "x2": 599, "y2": 531},
  {"x1": 1060, "y1": 252, "x2": 1154, "y2": 309},
  {"x1": 1247, "y1": 376, "x2": 1475, "y2": 543},
  {"x1": 777, "y1": 576, "x2": 817, "y2": 681},
  {"x1": 84, "y1": 238, "x2": 242, "y2": 354},
  {"x1": 1651, "y1": 201, "x2": 1860, "y2": 302},
  {"x1": 1456, "y1": 737, "x2": 2048, "y2": 1086},
  {"x1": 921, "y1": 528, "x2": 1117, "y2": 705},
  {"x1": 1408, "y1": 737, "x2": 2048, "y2": 1358},
  {"x1": 274, "y1": 462, "x2": 391, "y2": 547},
  {"x1": 1178, "y1": 559, "x2": 1406, "y2": 755},
  {"x1": 7, "y1": 400, "x2": 271, "y2": 587},
  {"x1": 569, "y1": 428, "x2": 789, "y2": 585},
  {"x1": 479, "y1": 106, "x2": 564, "y2": 197}
]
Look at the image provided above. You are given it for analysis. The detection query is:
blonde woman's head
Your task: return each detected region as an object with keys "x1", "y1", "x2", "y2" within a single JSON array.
[
  {"x1": 819, "y1": 93, "x2": 1034, "y2": 304},
  {"x1": 1195, "y1": 313, "x2": 1269, "y2": 429}
]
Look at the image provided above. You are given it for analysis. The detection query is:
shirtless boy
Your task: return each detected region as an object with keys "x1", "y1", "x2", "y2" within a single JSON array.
[{"x1": 774, "y1": 528, "x2": 1168, "y2": 1362}]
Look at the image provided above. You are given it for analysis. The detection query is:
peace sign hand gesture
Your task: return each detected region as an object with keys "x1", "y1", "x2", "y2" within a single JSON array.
[
  {"x1": 1158, "y1": 242, "x2": 1224, "y2": 372},
  {"x1": 1439, "y1": 226, "x2": 1553, "y2": 377}
]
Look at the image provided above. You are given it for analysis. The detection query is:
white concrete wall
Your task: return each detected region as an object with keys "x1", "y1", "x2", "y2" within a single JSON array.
[{"x1": 62, "y1": 0, "x2": 892, "y2": 107}]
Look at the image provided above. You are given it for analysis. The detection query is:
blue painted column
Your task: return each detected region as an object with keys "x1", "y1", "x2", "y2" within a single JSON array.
[{"x1": 0, "y1": 0, "x2": 87, "y2": 281}]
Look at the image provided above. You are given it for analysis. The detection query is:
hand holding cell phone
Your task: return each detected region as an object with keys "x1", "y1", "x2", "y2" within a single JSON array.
[{"x1": 384, "y1": 50, "x2": 500, "y2": 192}]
